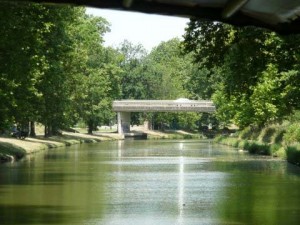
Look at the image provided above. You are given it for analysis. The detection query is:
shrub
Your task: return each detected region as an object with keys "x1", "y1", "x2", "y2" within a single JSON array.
[
  {"x1": 230, "y1": 139, "x2": 239, "y2": 147},
  {"x1": 270, "y1": 144, "x2": 281, "y2": 154},
  {"x1": 183, "y1": 134, "x2": 193, "y2": 139},
  {"x1": 246, "y1": 141, "x2": 271, "y2": 155},
  {"x1": 273, "y1": 147, "x2": 286, "y2": 158},
  {"x1": 286, "y1": 145, "x2": 300, "y2": 166},
  {"x1": 283, "y1": 123, "x2": 300, "y2": 144},
  {"x1": 238, "y1": 140, "x2": 249, "y2": 149},
  {"x1": 246, "y1": 141, "x2": 259, "y2": 154}
]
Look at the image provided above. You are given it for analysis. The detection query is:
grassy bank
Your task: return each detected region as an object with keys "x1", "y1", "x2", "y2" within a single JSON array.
[
  {"x1": 215, "y1": 123, "x2": 300, "y2": 166},
  {"x1": 0, "y1": 131, "x2": 123, "y2": 163},
  {"x1": 0, "y1": 128, "x2": 206, "y2": 163}
]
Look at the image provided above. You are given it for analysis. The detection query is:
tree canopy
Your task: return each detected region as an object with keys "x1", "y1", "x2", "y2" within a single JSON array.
[
  {"x1": 0, "y1": 2, "x2": 122, "y2": 135},
  {"x1": 183, "y1": 19, "x2": 300, "y2": 128},
  {"x1": 3, "y1": 2, "x2": 297, "y2": 135}
]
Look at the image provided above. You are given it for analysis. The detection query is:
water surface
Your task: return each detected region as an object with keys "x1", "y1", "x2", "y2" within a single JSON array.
[{"x1": 1, "y1": 140, "x2": 300, "y2": 225}]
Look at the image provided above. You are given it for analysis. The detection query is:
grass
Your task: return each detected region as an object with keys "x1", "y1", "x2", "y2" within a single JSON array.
[
  {"x1": 0, "y1": 131, "x2": 122, "y2": 163},
  {"x1": 215, "y1": 123, "x2": 300, "y2": 166},
  {"x1": 0, "y1": 142, "x2": 26, "y2": 161}
]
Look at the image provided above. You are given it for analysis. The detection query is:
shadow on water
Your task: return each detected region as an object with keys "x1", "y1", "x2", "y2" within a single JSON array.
[
  {"x1": 0, "y1": 205, "x2": 77, "y2": 225},
  {"x1": 1, "y1": 140, "x2": 300, "y2": 225},
  {"x1": 212, "y1": 160, "x2": 300, "y2": 225}
]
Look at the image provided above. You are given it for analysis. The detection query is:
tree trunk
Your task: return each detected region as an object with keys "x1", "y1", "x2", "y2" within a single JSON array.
[
  {"x1": 87, "y1": 120, "x2": 93, "y2": 134},
  {"x1": 29, "y1": 121, "x2": 36, "y2": 137},
  {"x1": 44, "y1": 125, "x2": 48, "y2": 137},
  {"x1": 44, "y1": 124, "x2": 52, "y2": 137}
]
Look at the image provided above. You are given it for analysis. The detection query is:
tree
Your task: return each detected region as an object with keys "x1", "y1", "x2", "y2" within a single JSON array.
[
  {"x1": 70, "y1": 14, "x2": 121, "y2": 134},
  {"x1": 0, "y1": 2, "x2": 46, "y2": 133},
  {"x1": 183, "y1": 18, "x2": 300, "y2": 128}
]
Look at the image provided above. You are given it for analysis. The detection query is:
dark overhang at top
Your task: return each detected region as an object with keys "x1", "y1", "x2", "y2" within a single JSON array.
[{"x1": 6, "y1": 0, "x2": 300, "y2": 34}]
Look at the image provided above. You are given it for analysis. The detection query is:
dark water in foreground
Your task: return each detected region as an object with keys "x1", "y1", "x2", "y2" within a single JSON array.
[{"x1": 1, "y1": 140, "x2": 300, "y2": 225}]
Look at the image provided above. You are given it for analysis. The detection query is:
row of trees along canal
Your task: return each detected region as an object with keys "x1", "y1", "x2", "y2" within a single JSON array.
[{"x1": 1, "y1": 2, "x2": 300, "y2": 138}]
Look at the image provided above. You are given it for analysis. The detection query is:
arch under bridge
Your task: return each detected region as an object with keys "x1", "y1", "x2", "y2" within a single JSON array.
[{"x1": 112, "y1": 99, "x2": 216, "y2": 134}]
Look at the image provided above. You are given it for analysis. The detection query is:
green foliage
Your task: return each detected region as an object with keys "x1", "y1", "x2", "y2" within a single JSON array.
[
  {"x1": 0, "y1": 2, "x2": 121, "y2": 136},
  {"x1": 270, "y1": 144, "x2": 281, "y2": 155},
  {"x1": 246, "y1": 141, "x2": 270, "y2": 155},
  {"x1": 1, "y1": 2, "x2": 212, "y2": 136},
  {"x1": 183, "y1": 20, "x2": 233, "y2": 68},
  {"x1": 238, "y1": 140, "x2": 249, "y2": 150},
  {"x1": 286, "y1": 145, "x2": 300, "y2": 166},
  {"x1": 255, "y1": 124, "x2": 286, "y2": 145},
  {"x1": 115, "y1": 38, "x2": 209, "y2": 129},
  {"x1": 183, "y1": 18, "x2": 300, "y2": 128},
  {"x1": 239, "y1": 127, "x2": 259, "y2": 140},
  {"x1": 258, "y1": 127, "x2": 277, "y2": 143},
  {"x1": 117, "y1": 40, "x2": 154, "y2": 104},
  {"x1": 283, "y1": 123, "x2": 300, "y2": 144},
  {"x1": 272, "y1": 128, "x2": 286, "y2": 144}
]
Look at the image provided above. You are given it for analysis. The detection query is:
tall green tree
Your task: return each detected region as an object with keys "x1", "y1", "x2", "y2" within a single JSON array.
[
  {"x1": 183, "y1": 19, "x2": 300, "y2": 128},
  {"x1": 70, "y1": 14, "x2": 121, "y2": 134},
  {"x1": 0, "y1": 2, "x2": 46, "y2": 132},
  {"x1": 142, "y1": 38, "x2": 207, "y2": 130},
  {"x1": 118, "y1": 40, "x2": 149, "y2": 100},
  {"x1": 32, "y1": 5, "x2": 85, "y2": 136}
]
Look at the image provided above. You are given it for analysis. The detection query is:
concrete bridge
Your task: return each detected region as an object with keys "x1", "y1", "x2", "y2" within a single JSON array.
[{"x1": 112, "y1": 99, "x2": 216, "y2": 134}]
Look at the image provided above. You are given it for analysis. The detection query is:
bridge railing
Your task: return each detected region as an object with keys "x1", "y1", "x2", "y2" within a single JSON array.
[{"x1": 112, "y1": 100, "x2": 216, "y2": 112}]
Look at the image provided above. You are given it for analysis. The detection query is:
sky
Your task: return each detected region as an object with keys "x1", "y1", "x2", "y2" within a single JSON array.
[{"x1": 85, "y1": 7, "x2": 189, "y2": 52}]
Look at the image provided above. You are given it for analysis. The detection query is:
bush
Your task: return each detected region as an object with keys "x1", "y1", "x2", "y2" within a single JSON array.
[
  {"x1": 270, "y1": 144, "x2": 281, "y2": 154},
  {"x1": 273, "y1": 146, "x2": 286, "y2": 158},
  {"x1": 230, "y1": 139, "x2": 239, "y2": 147},
  {"x1": 246, "y1": 141, "x2": 271, "y2": 155},
  {"x1": 183, "y1": 134, "x2": 193, "y2": 139},
  {"x1": 286, "y1": 145, "x2": 300, "y2": 166},
  {"x1": 238, "y1": 140, "x2": 249, "y2": 149},
  {"x1": 214, "y1": 135, "x2": 224, "y2": 143},
  {"x1": 283, "y1": 123, "x2": 300, "y2": 144}
]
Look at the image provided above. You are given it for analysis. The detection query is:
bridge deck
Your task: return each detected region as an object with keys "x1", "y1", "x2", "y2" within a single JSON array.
[{"x1": 112, "y1": 100, "x2": 215, "y2": 113}]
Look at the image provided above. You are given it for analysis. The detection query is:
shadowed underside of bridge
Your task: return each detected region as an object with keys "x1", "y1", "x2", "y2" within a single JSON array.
[
  {"x1": 112, "y1": 99, "x2": 216, "y2": 134},
  {"x1": 17, "y1": 0, "x2": 300, "y2": 34}
]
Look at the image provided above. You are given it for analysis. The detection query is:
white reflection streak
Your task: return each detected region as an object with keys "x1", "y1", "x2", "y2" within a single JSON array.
[
  {"x1": 118, "y1": 140, "x2": 123, "y2": 159},
  {"x1": 178, "y1": 156, "x2": 185, "y2": 225}
]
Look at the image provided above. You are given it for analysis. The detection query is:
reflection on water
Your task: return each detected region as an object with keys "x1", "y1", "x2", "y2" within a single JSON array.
[{"x1": 0, "y1": 140, "x2": 300, "y2": 224}]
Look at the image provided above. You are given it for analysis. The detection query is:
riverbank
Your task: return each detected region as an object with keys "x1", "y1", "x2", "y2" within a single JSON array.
[
  {"x1": 214, "y1": 123, "x2": 300, "y2": 166},
  {"x1": 0, "y1": 131, "x2": 124, "y2": 163},
  {"x1": 0, "y1": 128, "x2": 205, "y2": 163},
  {"x1": 130, "y1": 125, "x2": 205, "y2": 139}
]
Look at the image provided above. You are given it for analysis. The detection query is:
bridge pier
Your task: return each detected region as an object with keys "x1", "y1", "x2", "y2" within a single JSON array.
[{"x1": 117, "y1": 112, "x2": 131, "y2": 134}]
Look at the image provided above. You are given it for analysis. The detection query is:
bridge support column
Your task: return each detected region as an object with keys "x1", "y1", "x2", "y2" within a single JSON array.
[{"x1": 117, "y1": 112, "x2": 131, "y2": 134}]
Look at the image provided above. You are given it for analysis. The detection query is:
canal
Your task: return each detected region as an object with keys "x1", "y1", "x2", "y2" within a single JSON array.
[{"x1": 1, "y1": 140, "x2": 300, "y2": 225}]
